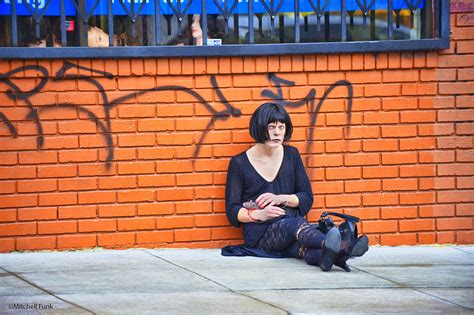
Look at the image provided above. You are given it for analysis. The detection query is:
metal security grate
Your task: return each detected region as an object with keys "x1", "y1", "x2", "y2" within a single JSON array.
[{"x1": 0, "y1": 0, "x2": 450, "y2": 59}]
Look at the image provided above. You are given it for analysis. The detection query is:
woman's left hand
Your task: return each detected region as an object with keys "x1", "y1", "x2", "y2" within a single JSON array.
[{"x1": 256, "y1": 193, "x2": 284, "y2": 209}]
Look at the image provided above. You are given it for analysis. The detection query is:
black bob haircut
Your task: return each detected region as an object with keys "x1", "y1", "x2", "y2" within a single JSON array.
[{"x1": 249, "y1": 102, "x2": 293, "y2": 143}]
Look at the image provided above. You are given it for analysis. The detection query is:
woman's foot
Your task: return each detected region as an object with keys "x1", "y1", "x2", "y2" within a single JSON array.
[
  {"x1": 319, "y1": 227, "x2": 341, "y2": 271},
  {"x1": 334, "y1": 235, "x2": 369, "y2": 272}
]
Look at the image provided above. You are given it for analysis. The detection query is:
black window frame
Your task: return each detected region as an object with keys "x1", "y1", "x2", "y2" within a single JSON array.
[{"x1": 0, "y1": 0, "x2": 450, "y2": 59}]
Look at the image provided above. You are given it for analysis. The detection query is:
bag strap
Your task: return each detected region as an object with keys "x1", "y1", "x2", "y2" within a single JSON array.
[{"x1": 321, "y1": 211, "x2": 360, "y2": 223}]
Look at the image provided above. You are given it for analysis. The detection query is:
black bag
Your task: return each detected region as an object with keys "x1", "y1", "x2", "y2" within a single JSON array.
[{"x1": 316, "y1": 211, "x2": 360, "y2": 242}]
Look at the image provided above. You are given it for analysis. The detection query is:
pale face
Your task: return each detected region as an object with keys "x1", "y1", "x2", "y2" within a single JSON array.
[
  {"x1": 191, "y1": 14, "x2": 202, "y2": 38},
  {"x1": 265, "y1": 121, "x2": 286, "y2": 148}
]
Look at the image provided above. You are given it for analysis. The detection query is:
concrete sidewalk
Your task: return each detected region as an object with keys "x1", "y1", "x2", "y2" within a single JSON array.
[{"x1": 1, "y1": 246, "x2": 473, "y2": 314}]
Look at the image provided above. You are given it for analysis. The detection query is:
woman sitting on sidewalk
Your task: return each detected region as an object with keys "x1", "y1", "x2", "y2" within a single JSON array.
[{"x1": 223, "y1": 102, "x2": 368, "y2": 271}]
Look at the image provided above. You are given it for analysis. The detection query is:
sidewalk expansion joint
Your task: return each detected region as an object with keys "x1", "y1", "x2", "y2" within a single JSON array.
[
  {"x1": 0, "y1": 266, "x2": 95, "y2": 314},
  {"x1": 142, "y1": 250, "x2": 290, "y2": 315},
  {"x1": 351, "y1": 266, "x2": 474, "y2": 312},
  {"x1": 450, "y1": 246, "x2": 474, "y2": 255}
]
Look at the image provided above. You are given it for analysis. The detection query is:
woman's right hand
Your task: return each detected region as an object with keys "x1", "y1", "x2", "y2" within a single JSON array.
[{"x1": 254, "y1": 202, "x2": 285, "y2": 222}]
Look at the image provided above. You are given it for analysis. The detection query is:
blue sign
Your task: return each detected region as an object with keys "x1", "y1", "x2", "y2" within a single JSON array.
[{"x1": 0, "y1": 0, "x2": 422, "y2": 16}]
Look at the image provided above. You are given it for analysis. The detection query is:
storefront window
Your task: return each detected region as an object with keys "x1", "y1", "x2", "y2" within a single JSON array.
[{"x1": 0, "y1": 0, "x2": 450, "y2": 57}]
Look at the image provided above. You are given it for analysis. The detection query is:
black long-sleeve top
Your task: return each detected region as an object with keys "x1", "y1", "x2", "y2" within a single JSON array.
[{"x1": 225, "y1": 145, "x2": 314, "y2": 247}]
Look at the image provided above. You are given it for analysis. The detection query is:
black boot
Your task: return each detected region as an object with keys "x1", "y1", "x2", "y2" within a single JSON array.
[
  {"x1": 334, "y1": 235, "x2": 369, "y2": 272},
  {"x1": 319, "y1": 227, "x2": 341, "y2": 272}
]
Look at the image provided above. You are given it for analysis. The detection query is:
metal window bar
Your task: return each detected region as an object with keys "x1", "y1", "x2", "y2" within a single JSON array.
[
  {"x1": 307, "y1": 0, "x2": 330, "y2": 32},
  {"x1": 388, "y1": 0, "x2": 393, "y2": 40},
  {"x1": 166, "y1": 0, "x2": 193, "y2": 36},
  {"x1": 11, "y1": 0, "x2": 18, "y2": 47},
  {"x1": 341, "y1": 0, "x2": 347, "y2": 42},
  {"x1": 21, "y1": 0, "x2": 53, "y2": 40},
  {"x1": 108, "y1": 0, "x2": 113, "y2": 46},
  {"x1": 259, "y1": 0, "x2": 285, "y2": 34},
  {"x1": 403, "y1": 0, "x2": 423, "y2": 28},
  {"x1": 70, "y1": 0, "x2": 100, "y2": 46},
  {"x1": 355, "y1": 0, "x2": 375, "y2": 28},
  {"x1": 294, "y1": 0, "x2": 299, "y2": 43},
  {"x1": 201, "y1": 0, "x2": 207, "y2": 45},
  {"x1": 117, "y1": 0, "x2": 147, "y2": 38},
  {"x1": 248, "y1": 0, "x2": 254, "y2": 44},
  {"x1": 212, "y1": 0, "x2": 238, "y2": 35},
  {"x1": 60, "y1": 0, "x2": 67, "y2": 47},
  {"x1": 155, "y1": 0, "x2": 161, "y2": 45}
]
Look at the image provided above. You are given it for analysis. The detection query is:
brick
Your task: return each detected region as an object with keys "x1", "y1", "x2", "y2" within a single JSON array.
[
  {"x1": 363, "y1": 193, "x2": 398, "y2": 206},
  {"x1": 17, "y1": 179, "x2": 57, "y2": 193},
  {"x1": 363, "y1": 166, "x2": 398, "y2": 178},
  {"x1": 437, "y1": 231, "x2": 455, "y2": 244},
  {"x1": 177, "y1": 173, "x2": 213, "y2": 186},
  {"x1": 456, "y1": 204, "x2": 474, "y2": 216},
  {"x1": 437, "y1": 137, "x2": 472, "y2": 149},
  {"x1": 402, "y1": 83, "x2": 437, "y2": 96},
  {"x1": 382, "y1": 70, "x2": 419, "y2": 82},
  {"x1": 382, "y1": 98, "x2": 417, "y2": 110},
  {"x1": 437, "y1": 190, "x2": 474, "y2": 203},
  {"x1": 310, "y1": 181, "x2": 343, "y2": 194},
  {"x1": 38, "y1": 221, "x2": 77, "y2": 235},
  {"x1": 0, "y1": 166, "x2": 36, "y2": 179},
  {"x1": 400, "y1": 192, "x2": 436, "y2": 205},
  {"x1": 457, "y1": 231, "x2": 474, "y2": 244},
  {"x1": 0, "y1": 195, "x2": 37, "y2": 209},
  {"x1": 437, "y1": 218, "x2": 472, "y2": 231},
  {"x1": 156, "y1": 188, "x2": 193, "y2": 201},
  {"x1": 156, "y1": 216, "x2": 193, "y2": 229},
  {"x1": 58, "y1": 92, "x2": 97, "y2": 105},
  {"x1": 79, "y1": 219, "x2": 116, "y2": 232},
  {"x1": 457, "y1": 123, "x2": 474, "y2": 135},
  {"x1": 0, "y1": 153, "x2": 17, "y2": 165},
  {"x1": 344, "y1": 153, "x2": 380, "y2": 166},
  {"x1": 58, "y1": 121, "x2": 97, "y2": 134},
  {"x1": 438, "y1": 54, "x2": 474, "y2": 67},
  {"x1": 118, "y1": 190, "x2": 154, "y2": 203},
  {"x1": 0, "y1": 238, "x2": 15, "y2": 252},
  {"x1": 418, "y1": 123, "x2": 454, "y2": 136},
  {"x1": 58, "y1": 234, "x2": 97, "y2": 249},
  {"x1": 99, "y1": 204, "x2": 136, "y2": 217},
  {"x1": 156, "y1": 133, "x2": 194, "y2": 145},
  {"x1": 17, "y1": 236, "x2": 56, "y2": 251},
  {"x1": 137, "y1": 147, "x2": 175, "y2": 160},
  {"x1": 176, "y1": 201, "x2": 213, "y2": 214},
  {"x1": 419, "y1": 151, "x2": 455, "y2": 163},
  {"x1": 307, "y1": 155, "x2": 343, "y2": 167},
  {"x1": 0, "y1": 222, "x2": 37, "y2": 236},
  {"x1": 400, "y1": 165, "x2": 435, "y2": 177},
  {"x1": 383, "y1": 179, "x2": 417, "y2": 191},
  {"x1": 194, "y1": 159, "x2": 229, "y2": 172},
  {"x1": 457, "y1": 41, "x2": 474, "y2": 53},
  {"x1": 457, "y1": 150, "x2": 474, "y2": 162},
  {"x1": 382, "y1": 125, "x2": 416, "y2": 138},
  {"x1": 137, "y1": 91, "x2": 175, "y2": 104},
  {"x1": 138, "y1": 203, "x2": 174, "y2": 216},
  {"x1": 325, "y1": 194, "x2": 361, "y2": 207},
  {"x1": 138, "y1": 174, "x2": 175, "y2": 188},
  {"x1": 380, "y1": 233, "x2": 417, "y2": 246},
  {"x1": 363, "y1": 112, "x2": 399, "y2": 124},
  {"x1": 59, "y1": 205, "x2": 97, "y2": 219},
  {"x1": 362, "y1": 220, "x2": 398, "y2": 233},
  {"x1": 401, "y1": 110, "x2": 437, "y2": 123},
  {"x1": 0, "y1": 181, "x2": 15, "y2": 194},
  {"x1": 344, "y1": 180, "x2": 380, "y2": 193},
  {"x1": 211, "y1": 227, "x2": 243, "y2": 240},
  {"x1": 419, "y1": 205, "x2": 455, "y2": 218},
  {"x1": 78, "y1": 191, "x2": 116, "y2": 204},
  {"x1": 0, "y1": 209, "x2": 16, "y2": 222},
  {"x1": 118, "y1": 162, "x2": 155, "y2": 175},
  {"x1": 80, "y1": 134, "x2": 116, "y2": 148},
  {"x1": 136, "y1": 231, "x2": 174, "y2": 244},
  {"x1": 118, "y1": 134, "x2": 156, "y2": 147},
  {"x1": 400, "y1": 138, "x2": 436, "y2": 150},
  {"x1": 438, "y1": 109, "x2": 474, "y2": 122},
  {"x1": 439, "y1": 82, "x2": 474, "y2": 95},
  {"x1": 156, "y1": 104, "x2": 193, "y2": 117},
  {"x1": 156, "y1": 160, "x2": 193, "y2": 174},
  {"x1": 326, "y1": 167, "x2": 361, "y2": 180},
  {"x1": 458, "y1": 177, "x2": 474, "y2": 189},
  {"x1": 195, "y1": 214, "x2": 229, "y2": 227},
  {"x1": 363, "y1": 139, "x2": 398, "y2": 152},
  {"x1": 78, "y1": 164, "x2": 115, "y2": 177},
  {"x1": 99, "y1": 176, "x2": 136, "y2": 190},
  {"x1": 98, "y1": 232, "x2": 135, "y2": 247},
  {"x1": 364, "y1": 84, "x2": 402, "y2": 97},
  {"x1": 195, "y1": 187, "x2": 225, "y2": 199},
  {"x1": 420, "y1": 177, "x2": 455, "y2": 190},
  {"x1": 381, "y1": 206, "x2": 417, "y2": 219},
  {"x1": 118, "y1": 77, "x2": 155, "y2": 90},
  {"x1": 175, "y1": 228, "x2": 211, "y2": 242},
  {"x1": 18, "y1": 151, "x2": 57, "y2": 164},
  {"x1": 118, "y1": 105, "x2": 155, "y2": 118}
]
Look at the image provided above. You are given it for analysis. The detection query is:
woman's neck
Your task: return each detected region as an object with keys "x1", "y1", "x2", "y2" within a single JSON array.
[{"x1": 252, "y1": 143, "x2": 282, "y2": 158}]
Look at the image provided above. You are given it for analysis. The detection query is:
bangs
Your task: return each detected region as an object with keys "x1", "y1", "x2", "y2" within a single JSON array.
[{"x1": 249, "y1": 102, "x2": 293, "y2": 143}]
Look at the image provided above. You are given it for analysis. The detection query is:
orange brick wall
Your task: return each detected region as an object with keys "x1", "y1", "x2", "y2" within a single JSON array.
[{"x1": 0, "y1": 11, "x2": 473, "y2": 252}]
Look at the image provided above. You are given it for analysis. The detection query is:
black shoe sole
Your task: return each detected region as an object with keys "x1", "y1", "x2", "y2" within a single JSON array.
[
  {"x1": 320, "y1": 227, "x2": 341, "y2": 272},
  {"x1": 351, "y1": 235, "x2": 369, "y2": 257}
]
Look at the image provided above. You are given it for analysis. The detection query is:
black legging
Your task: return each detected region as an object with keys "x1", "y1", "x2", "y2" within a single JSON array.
[{"x1": 256, "y1": 217, "x2": 326, "y2": 265}]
